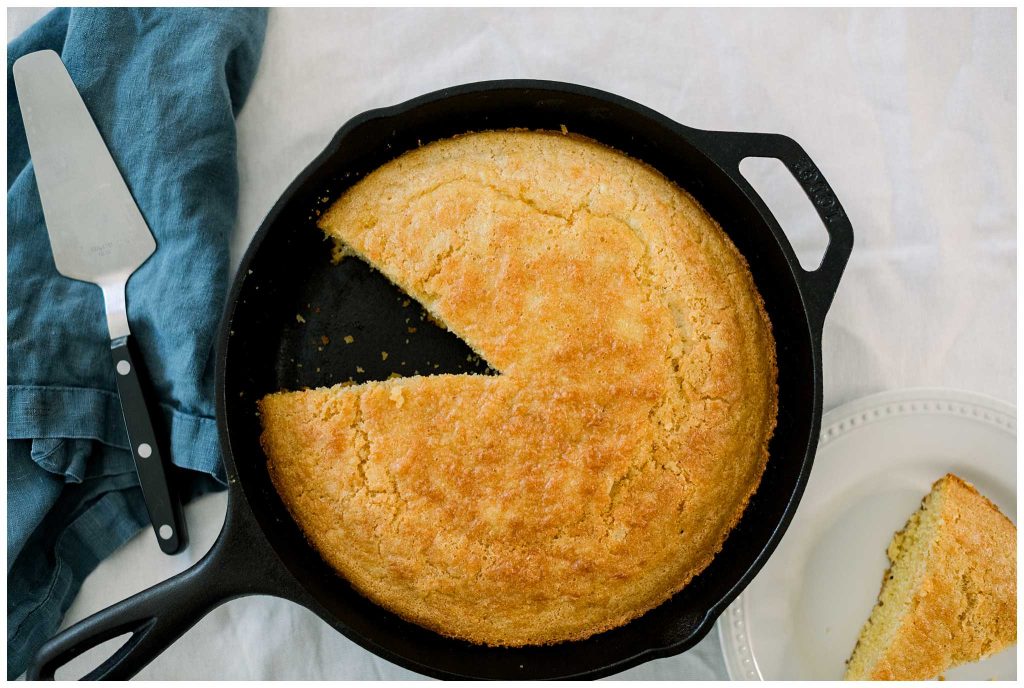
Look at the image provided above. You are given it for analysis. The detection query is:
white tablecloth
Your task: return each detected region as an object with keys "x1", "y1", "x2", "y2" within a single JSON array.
[{"x1": 9, "y1": 7, "x2": 1015, "y2": 680}]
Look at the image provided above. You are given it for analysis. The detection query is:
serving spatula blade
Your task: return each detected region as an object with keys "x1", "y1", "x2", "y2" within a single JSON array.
[
  {"x1": 14, "y1": 50, "x2": 155, "y2": 296},
  {"x1": 13, "y1": 49, "x2": 187, "y2": 555}
]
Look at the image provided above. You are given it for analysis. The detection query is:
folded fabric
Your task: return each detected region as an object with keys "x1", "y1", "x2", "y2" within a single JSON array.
[{"x1": 6, "y1": 8, "x2": 267, "y2": 678}]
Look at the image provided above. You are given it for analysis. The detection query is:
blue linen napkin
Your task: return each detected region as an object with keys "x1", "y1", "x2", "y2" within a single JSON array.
[{"x1": 6, "y1": 8, "x2": 267, "y2": 678}]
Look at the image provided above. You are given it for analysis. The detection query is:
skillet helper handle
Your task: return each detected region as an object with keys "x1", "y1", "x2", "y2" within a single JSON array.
[
  {"x1": 111, "y1": 334, "x2": 188, "y2": 555},
  {"x1": 27, "y1": 560, "x2": 222, "y2": 679},
  {"x1": 698, "y1": 130, "x2": 854, "y2": 330}
]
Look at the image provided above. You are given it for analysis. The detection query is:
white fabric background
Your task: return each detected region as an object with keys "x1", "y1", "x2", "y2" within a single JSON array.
[{"x1": 9, "y1": 7, "x2": 1016, "y2": 680}]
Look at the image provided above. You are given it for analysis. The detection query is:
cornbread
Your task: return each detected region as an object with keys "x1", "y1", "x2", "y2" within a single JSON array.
[
  {"x1": 259, "y1": 130, "x2": 778, "y2": 645},
  {"x1": 845, "y1": 474, "x2": 1017, "y2": 680}
]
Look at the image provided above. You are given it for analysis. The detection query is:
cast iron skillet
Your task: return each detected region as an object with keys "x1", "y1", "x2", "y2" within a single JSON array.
[{"x1": 29, "y1": 79, "x2": 853, "y2": 680}]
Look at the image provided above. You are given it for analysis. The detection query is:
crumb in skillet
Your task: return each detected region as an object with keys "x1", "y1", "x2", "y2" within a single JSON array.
[{"x1": 330, "y1": 238, "x2": 353, "y2": 265}]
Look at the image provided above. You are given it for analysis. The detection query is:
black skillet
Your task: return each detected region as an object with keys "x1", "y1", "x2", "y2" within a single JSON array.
[{"x1": 28, "y1": 80, "x2": 853, "y2": 680}]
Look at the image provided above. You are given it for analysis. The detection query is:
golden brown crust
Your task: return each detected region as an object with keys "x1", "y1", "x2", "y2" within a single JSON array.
[
  {"x1": 849, "y1": 473, "x2": 1017, "y2": 680},
  {"x1": 258, "y1": 130, "x2": 778, "y2": 645}
]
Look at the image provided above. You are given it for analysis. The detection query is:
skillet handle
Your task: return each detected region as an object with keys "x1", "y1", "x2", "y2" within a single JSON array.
[
  {"x1": 27, "y1": 557, "x2": 227, "y2": 679},
  {"x1": 695, "y1": 130, "x2": 854, "y2": 331},
  {"x1": 26, "y1": 502, "x2": 301, "y2": 680}
]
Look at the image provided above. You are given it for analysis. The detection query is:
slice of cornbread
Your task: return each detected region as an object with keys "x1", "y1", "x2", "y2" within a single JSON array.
[{"x1": 845, "y1": 474, "x2": 1016, "y2": 680}]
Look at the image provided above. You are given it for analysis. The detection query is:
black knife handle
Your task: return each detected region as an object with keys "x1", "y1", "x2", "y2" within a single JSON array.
[{"x1": 111, "y1": 335, "x2": 188, "y2": 555}]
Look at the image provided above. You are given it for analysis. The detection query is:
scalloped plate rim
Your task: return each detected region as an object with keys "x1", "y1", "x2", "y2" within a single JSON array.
[{"x1": 716, "y1": 386, "x2": 1016, "y2": 680}]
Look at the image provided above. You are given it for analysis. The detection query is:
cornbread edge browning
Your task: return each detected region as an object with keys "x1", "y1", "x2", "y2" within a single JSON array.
[{"x1": 258, "y1": 130, "x2": 779, "y2": 646}]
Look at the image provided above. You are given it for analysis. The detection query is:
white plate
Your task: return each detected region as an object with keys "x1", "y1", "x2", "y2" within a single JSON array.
[{"x1": 717, "y1": 388, "x2": 1016, "y2": 680}]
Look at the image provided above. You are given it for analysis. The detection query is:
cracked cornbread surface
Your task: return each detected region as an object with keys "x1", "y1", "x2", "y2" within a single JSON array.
[{"x1": 258, "y1": 130, "x2": 778, "y2": 645}]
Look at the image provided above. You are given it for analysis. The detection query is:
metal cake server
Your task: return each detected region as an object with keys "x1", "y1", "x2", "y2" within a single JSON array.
[{"x1": 14, "y1": 49, "x2": 187, "y2": 555}]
